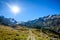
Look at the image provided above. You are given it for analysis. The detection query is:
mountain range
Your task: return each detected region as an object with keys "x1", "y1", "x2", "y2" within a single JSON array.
[
  {"x1": 0, "y1": 14, "x2": 60, "y2": 33},
  {"x1": 0, "y1": 16, "x2": 17, "y2": 26},
  {"x1": 21, "y1": 14, "x2": 60, "y2": 33}
]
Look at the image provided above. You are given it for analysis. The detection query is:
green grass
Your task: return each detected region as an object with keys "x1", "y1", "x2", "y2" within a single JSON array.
[
  {"x1": 0, "y1": 25, "x2": 28, "y2": 40},
  {"x1": 31, "y1": 29, "x2": 60, "y2": 40},
  {"x1": 0, "y1": 25, "x2": 60, "y2": 40}
]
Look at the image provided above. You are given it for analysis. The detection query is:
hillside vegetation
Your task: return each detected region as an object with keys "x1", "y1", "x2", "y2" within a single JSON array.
[
  {"x1": 0, "y1": 25, "x2": 60, "y2": 40},
  {"x1": 0, "y1": 25, "x2": 29, "y2": 40}
]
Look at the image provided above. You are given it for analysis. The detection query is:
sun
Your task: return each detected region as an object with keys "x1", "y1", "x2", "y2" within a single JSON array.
[
  {"x1": 11, "y1": 6, "x2": 20, "y2": 14},
  {"x1": 6, "y1": 3, "x2": 20, "y2": 15}
]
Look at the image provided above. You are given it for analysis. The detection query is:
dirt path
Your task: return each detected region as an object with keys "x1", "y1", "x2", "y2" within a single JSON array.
[{"x1": 27, "y1": 29, "x2": 35, "y2": 40}]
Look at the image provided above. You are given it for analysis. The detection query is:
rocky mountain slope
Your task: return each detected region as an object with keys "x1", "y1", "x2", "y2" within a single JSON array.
[
  {"x1": 21, "y1": 14, "x2": 60, "y2": 33},
  {"x1": 0, "y1": 16, "x2": 17, "y2": 26}
]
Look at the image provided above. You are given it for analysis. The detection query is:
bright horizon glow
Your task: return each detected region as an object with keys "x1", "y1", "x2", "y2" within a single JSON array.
[{"x1": 6, "y1": 3, "x2": 20, "y2": 15}]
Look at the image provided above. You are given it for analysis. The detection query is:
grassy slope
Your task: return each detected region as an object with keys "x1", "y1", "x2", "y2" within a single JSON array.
[
  {"x1": 0, "y1": 25, "x2": 60, "y2": 40},
  {"x1": 31, "y1": 29, "x2": 60, "y2": 40},
  {"x1": 0, "y1": 25, "x2": 29, "y2": 40}
]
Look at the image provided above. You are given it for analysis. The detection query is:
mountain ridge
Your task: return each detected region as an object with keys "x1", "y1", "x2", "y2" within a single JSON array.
[
  {"x1": 21, "y1": 14, "x2": 60, "y2": 33},
  {"x1": 0, "y1": 14, "x2": 60, "y2": 33}
]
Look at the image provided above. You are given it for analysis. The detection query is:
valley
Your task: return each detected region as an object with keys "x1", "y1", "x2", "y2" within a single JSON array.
[{"x1": 0, "y1": 25, "x2": 60, "y2": 40}]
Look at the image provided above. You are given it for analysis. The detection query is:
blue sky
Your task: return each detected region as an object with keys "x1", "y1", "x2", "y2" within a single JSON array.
[{"x1": 0, "y1": 0, "x2": 60, "y2": 22}]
